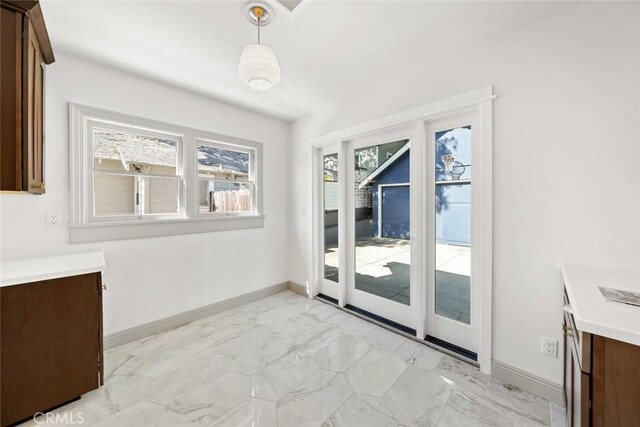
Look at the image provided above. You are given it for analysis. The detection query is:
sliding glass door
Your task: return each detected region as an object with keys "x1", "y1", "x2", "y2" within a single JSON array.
[
  {"x1": 319, "y1": 144, "x2": 341, "y2": 300},
  {"x1": 425, "y1": 115, "x2": 479, "y2": 354},
  {"x1": 346, "y1": 126, "x2": 418, "y2": 328},
  {"x1": 313, "y1": 110, "x2": 484, "y2": 358}
]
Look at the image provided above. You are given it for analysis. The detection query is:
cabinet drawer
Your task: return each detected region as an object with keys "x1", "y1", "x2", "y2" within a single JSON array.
[{"x1": 563, "y1": 289, "x2": 591, "y2": 374}]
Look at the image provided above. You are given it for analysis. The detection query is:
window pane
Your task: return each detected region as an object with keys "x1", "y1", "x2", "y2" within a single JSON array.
[
  {"x1": 435, "y1": 126, "x2": 471, "y2": 324},
  {"x1": 199, "y1": 180, "x2": 252, "y2": 213},
  {"x1": 197, "y1": 143, "x2": 250, "y2": 181},
  {"x1": 436, "y1": 126, "x2": 471, "y2": 182},
  {"x1": 94, "y1": 173, "x2": 135, "y2": 216},
  {"x1": 354, "y1": 139, "x2": 411, "y2": 305},
  {"x1": 145, "y1": 176, "x2": 179, "y2": 214},
  {"x1": 93, "y1": 127, "x2": 177, "y2": 174},
  {"x1": 324, "y1": 153, "x2": 339, "y2": 283}
]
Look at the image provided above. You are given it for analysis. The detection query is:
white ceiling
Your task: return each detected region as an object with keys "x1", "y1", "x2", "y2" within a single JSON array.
[{"x1": 41, "y1": 0, "x2": 578, "y2": 121}]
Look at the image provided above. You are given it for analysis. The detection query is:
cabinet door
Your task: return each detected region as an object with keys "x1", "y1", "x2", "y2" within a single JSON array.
[
  {"x1": 23, "y1": 18, "x2": 44, "y2": 194},
  {"x1": 0, "y1": 274, "x2": 100, "y2": 426},
  {"x1": 0, "y1": 6, "x2": 23, "y2": 191},
  {"x1": 572, "y1": 345, "x2": 582, "y2": 426},
  {"x1": 592, "y1": 336, "x2": 640, "y2": 427}
]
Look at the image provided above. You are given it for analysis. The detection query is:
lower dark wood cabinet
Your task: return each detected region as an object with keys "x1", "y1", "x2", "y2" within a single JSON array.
[
  {"x1": 563, "y1": 288, "x2": 640, "y2": 427},
  {"x1": 0, "y1": 272, "x2": 103, "y2": 426}
]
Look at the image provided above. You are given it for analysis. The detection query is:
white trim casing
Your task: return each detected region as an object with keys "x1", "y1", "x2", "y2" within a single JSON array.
[
  {"x1": 69, "y1": 103, "x2": 264, "y2": 243},
  {"x1": 309, "y1": 86, "x2": 494, "y2": 146},
  {"x1": 479, "y1": 97, "x2": 493, "y2": 374}
]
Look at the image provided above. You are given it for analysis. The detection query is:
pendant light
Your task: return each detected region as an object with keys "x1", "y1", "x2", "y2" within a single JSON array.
[{"x1": 238, "y1": 4, "x2": 281, "y2": 91}]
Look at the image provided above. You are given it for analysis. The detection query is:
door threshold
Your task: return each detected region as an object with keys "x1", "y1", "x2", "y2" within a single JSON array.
[
  {"x1": 315, "y1": 294, "x2": 478, "y2": 366},
  {"x1": 344, "y1": 304, "x2": 416, "y2": 336},
  {"x1": 424, "y1": 335, "x2": 477, "y2": 361},
  {"x1": 316, "y1": 293, "x2": 338, "y2": 305}
]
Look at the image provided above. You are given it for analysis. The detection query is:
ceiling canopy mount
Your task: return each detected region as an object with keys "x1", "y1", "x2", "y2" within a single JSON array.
[{"x1": 245, "y1": 2, "x2": 273, "y2": 26}]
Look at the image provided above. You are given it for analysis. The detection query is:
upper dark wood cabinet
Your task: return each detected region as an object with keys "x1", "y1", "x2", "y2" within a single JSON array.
[{"x1": 0, "y1": 0, "x2": 53, "y2": 194}]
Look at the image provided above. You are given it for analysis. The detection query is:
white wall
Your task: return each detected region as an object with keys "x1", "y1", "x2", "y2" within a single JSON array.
[
  {"x1": 287, "y1": 2, "x2": 640, "y2": 384},
  {"x1": 0, "y1": 53, "x2": 289, "y2": 336}
]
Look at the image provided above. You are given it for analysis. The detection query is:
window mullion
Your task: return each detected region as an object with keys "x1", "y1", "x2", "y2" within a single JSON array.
[
  {"x1": 135, "y1": 175, "x2": 143, "y2": 217},
  {"x1": 183, "y1": 134, "x2": 197, "y2": 219}
]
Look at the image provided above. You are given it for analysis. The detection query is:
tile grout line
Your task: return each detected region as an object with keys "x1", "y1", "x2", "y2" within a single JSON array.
[
  {"x1": 66, "y1": 292, "x2": 552, "y2": 426},
  {"x1": 434, "y1": 388, "x2": 456, "y2": 426},
  {"x1": 322, "y1": 390, "x2": 355, "y2": 425}
]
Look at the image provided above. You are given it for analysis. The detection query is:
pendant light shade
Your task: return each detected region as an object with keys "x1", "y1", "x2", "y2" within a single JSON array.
[{"x1": 238, "y1": 43, "x2": 281, "y2": 91}]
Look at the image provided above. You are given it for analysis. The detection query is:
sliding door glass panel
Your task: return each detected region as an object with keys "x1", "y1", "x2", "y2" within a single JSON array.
[
  {"x1": 324, "y1": 153, "x2": 339, "y2": 283},
  {"x1": 354, "y1": 140, "x2": 411, "y2": 305},
  {"x1": 435, "y1": 126, "x2": 471, "y2": 324}
]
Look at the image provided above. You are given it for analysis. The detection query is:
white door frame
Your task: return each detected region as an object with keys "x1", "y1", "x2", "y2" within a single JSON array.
[{"x1": 308, "y1": 86, "x2": 493, "y2": 374}]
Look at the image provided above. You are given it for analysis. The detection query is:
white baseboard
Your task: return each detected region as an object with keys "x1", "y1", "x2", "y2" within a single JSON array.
[
  {"x1": 104, "y1": 282, "x2": 564, "y2": 408},
  {"x1": 287, "y1": 280, "x2": 308, "y2": 296},
  {"x1": 492, "y1": 360, "x2": 564, "y2": 406},
  {"x1": 104, "y1": 281, "x2": 289, "y2": 350}
]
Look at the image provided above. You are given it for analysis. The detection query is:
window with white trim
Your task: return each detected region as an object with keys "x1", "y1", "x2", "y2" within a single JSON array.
[{"x1": 69, "y1": 104, "x2": 263, "y2": 243}]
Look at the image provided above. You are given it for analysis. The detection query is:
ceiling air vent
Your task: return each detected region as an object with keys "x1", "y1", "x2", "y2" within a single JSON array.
[{"x1": 276, "y1": 0, "x2": 302, "y2": 13}]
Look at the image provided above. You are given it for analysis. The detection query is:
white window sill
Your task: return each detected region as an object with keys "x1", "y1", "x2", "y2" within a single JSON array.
[{"x1": 69, "y1": 215, "x2": 265, "y2": 244}]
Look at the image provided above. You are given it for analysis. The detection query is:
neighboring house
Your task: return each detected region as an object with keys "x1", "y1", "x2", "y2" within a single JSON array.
[
  {"x1": 359, "y1": 142, "x2": 411, "y2": 240},
  {"x1": 93, "y1": 128, "x2": 250, "y2": 216},
  {"x1": 358, "y1": 138, "x2": 471, "y2": 246}
]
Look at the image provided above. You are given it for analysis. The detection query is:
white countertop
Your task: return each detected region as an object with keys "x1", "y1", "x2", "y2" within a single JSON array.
[
  {"x1": 562, "y1": 263, "x2": 640, "y2": 346},
  {"x1": 0, "y1": 251, "x2": 105, "y2": 287}
]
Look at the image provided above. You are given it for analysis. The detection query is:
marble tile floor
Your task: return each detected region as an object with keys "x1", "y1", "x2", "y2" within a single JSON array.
[{"x1": 21, "y1": 291, "x2": 565, "y2": 427}]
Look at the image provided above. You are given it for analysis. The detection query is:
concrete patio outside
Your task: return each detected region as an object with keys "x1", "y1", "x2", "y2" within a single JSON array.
[{"x1": 324, "y1": 237, "x2": 471, "y2": 324}]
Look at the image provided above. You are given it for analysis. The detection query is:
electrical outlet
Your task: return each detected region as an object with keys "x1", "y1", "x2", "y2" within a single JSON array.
[
  {"x1": 46, "y1": 212, "x2": 62, "y2": 228},
  {"x1": 541, "y1": 336, "x2": 558, "y2": 358}
]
